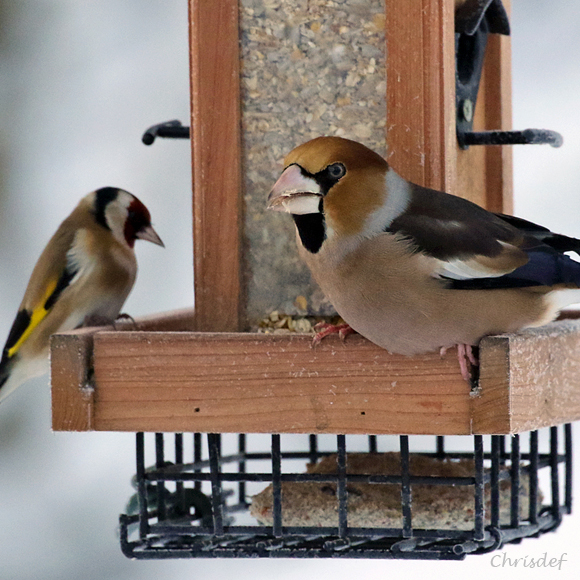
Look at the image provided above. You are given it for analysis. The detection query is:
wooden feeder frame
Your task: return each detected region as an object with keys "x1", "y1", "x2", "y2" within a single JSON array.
[{"x1": 51, "y1": 0, "x2": 580, "y2": 437}]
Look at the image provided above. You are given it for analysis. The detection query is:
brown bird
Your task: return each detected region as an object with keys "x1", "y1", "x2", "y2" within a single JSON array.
[
  {"x1": 267, "y1": 136, "x2": 580, "y2": 379},
  {"x1": 0, "y1": 187, "x2": 164, "y2": 403}
]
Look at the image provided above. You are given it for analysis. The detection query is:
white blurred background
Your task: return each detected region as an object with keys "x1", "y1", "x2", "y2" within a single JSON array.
[{"x1": 0, "y1": 1, "x2": 579, "y2": 579}]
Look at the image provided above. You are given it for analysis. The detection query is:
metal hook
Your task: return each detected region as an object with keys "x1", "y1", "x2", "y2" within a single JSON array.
[
  {"x1": 455, "y1": 0, "x2": 563, "y2": 149},
  {"x1": 142, "y1": 119, "x2": 190, "y2": 145},
  {"x1": 459, "y1": 128, "x2": 563, "y2": 148}
]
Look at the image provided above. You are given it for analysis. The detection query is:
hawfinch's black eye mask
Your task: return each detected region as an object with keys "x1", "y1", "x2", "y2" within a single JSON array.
[{"x1": 312, "y1": 162, "x2": 347, "y2": 195}]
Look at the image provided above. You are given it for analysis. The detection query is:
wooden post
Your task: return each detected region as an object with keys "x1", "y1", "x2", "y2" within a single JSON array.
[
  {"x1": 189, "y1": 0, "x2": 243, "y2": 332},
  {"x1": 481, "y1": 27, "x2": 513, "y2": 214},
  {"x1": 386, "y1": 0, "x2": 512, "y2": 211},
  {"x1": 386, "y1": 0, "x2": 456, "y2": 193}
]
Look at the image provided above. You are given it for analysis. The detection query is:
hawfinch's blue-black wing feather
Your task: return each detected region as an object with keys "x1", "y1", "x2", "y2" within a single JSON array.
[
  {"x1": 387, "y1": 183, "x2": 580, "y2": 290},
  {"x1": 446, "y1": 246, "x2": 580, "y2": 290},
  {"x1": 494, "y1": 213, "x2": 580, "y2": 255}
]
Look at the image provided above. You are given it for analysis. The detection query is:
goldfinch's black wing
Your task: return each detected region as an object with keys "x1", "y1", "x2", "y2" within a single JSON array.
[
  {"x1": 0, "y1": 231, "x2": 80, "y2": 382},
  {"x1": 0, "y1": 264, "x2": 78, "y2": 367}
]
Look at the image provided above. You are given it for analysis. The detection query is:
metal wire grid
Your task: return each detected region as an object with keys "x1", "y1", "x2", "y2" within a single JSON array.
[{"x1": 120, "y1": 425, "x2": 572, "y2": 560}]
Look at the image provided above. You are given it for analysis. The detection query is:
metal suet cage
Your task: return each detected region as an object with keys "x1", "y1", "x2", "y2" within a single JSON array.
[{"x1": 120, "y1": 425, "x2": 572, "y2": 560}]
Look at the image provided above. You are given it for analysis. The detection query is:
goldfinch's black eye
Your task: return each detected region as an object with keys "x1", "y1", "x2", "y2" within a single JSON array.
[{"x1": 327, "y1": 163, "x2": 346, "y2": 180}]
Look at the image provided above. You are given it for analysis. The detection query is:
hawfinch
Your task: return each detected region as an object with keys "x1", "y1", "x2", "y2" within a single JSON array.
[
  {"x1": 0, "y1": 187, "x2": 164, "y2": 403},
  {"x1": 267, "y1": 136, "x2": 580, "y2": 377}
]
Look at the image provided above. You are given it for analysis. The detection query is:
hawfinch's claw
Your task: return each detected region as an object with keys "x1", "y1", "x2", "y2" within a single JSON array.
[
  {"x1": 456, "y1": 344, "x2": 480, "y2": 386},
  {"x1": 312, "y1": 322, "x2": 355, "y2": 346},
  {"x1": 440, "y1": 345, "x2": 479, "y2": 383}
]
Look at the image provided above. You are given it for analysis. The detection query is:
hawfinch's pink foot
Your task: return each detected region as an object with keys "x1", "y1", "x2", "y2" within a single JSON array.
[
  {"x1": 312, "y1": 322, "x2": 356, "y2": 346},
  {"x1": 441, "y1": 344, "x2": 479, "y2": 383}
]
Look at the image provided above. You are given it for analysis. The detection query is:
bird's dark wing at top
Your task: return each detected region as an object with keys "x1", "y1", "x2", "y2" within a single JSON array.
[{"x1": 386, "y1": 182, "x2": 580, "y2": 290}]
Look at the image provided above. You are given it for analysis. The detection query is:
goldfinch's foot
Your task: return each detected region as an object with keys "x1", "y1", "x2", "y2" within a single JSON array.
[
  {"x1": 116, "y1": 312, "x2": 135, "y2": 322},
  {"x1": 113, "y1": 312, "x2": 136, "y2": 330},
  {"x1": 312, "y1": 322, "x2": 355, "y2": 346}
]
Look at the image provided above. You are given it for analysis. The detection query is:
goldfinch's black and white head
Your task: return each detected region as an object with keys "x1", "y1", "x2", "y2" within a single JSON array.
[{"x1": 90, "y1": 187, "x2": 164, "y2": 249}]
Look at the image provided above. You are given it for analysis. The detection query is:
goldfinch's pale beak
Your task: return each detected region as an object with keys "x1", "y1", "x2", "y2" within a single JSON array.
[
  {"x1": 267, "y1": 164, "x2": 323, "y2": 215},
  {"x1": 136, "y1": 225, "x2": 165, "y2": 247}
]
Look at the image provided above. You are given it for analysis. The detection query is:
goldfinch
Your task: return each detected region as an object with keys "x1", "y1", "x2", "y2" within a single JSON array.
[
  {"x1": 267, "y1": 136, "x2": 580, "y2": 377},
  {"x1": 0, "y1": 187, "x2": 164, "y2": 403}
]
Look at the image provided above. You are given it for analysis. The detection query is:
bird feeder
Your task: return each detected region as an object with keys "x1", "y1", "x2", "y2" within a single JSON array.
[{"x1": 51, "y1": 0, "x2": 578, "y2": 560}]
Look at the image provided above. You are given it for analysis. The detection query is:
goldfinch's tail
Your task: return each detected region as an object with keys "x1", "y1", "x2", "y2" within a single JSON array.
[
  {"x1": 0, "y1": 355, "x2": 16, "y2": 403},
  {"x1": 0, "y1": 354, "x2": 48, "y2": 404}
]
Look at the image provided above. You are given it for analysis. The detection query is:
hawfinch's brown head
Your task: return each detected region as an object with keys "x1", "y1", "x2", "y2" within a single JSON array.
[{"x1": 267, "y1": 136, "x2": 389, "y2": 252}]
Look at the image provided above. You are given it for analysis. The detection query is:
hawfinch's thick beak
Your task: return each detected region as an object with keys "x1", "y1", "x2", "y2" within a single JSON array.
[
  {"x1": 267, "y1": 164, "x2": 322, "y2": 215},
  {"x1": 136, "y1": 225, "x2": 165, "y2": 247}
]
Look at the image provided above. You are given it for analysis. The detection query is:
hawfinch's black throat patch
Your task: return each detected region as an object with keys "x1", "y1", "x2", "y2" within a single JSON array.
[{"x1": 293, "y1": 213, "x2": 326, "y2": 254}]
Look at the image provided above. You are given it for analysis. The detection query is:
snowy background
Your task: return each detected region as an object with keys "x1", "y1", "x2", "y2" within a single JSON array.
[{"x1": 0, "y1": 1, "x2": 579, "y2": 579}]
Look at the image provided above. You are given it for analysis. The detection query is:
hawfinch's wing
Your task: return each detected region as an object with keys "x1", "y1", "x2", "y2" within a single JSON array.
[
  {"x1": 493, "y1": 213, "x2": 580, "y2": 254},
  {"x1": 388, "y1": 183, "x2": 580, "y2": 289},
  {"x1": 1, "y1": 228, "x2": 79, "y2": 364}
]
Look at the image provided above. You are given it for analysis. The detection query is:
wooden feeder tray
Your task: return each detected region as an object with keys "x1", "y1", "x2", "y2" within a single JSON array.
[{"x1": 51, "y1": 309, "x2": 580, "y2": 435}]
